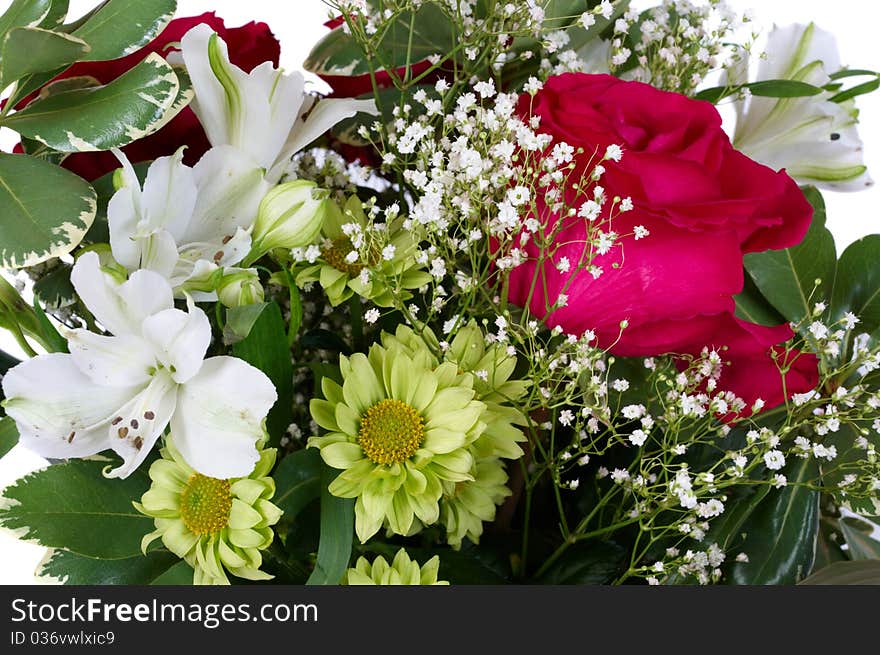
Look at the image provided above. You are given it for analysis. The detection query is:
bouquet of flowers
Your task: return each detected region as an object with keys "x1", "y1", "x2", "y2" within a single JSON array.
[{"x1": 0, "y1": 0, "x2": 878, "y2": 586}]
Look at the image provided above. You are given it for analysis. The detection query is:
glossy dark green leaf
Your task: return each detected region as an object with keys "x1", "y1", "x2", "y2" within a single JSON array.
[
  {"x1": 232, "y1": 302, "x2": 293, "y2": 446},
  {"x1": 728, "y1": 458, "x2": 820, "y2": 584},
  {"x1": 69, "y1": 0, "x2": 174, "y2": 62},
  {"x1": 0, "y1": 152, "x2": 96, "y2": 269},
  {"x1": 744, "y1": 186, "x2": 836, "y2": 324},
  {"x1": 708, "y1": 483, "x2": 772, "y2": 551},
  {"x1": 0, "y1": 416, "x2": 20, "y2": 460},
  {"x1": 829, "y1": 68, "x2": 878, "y2": 80},
  {"x1": 800, "y1": 560, "x2": 880, "y2": 584},
  {"x1": 821, "y1": 423, "x2": 878, "y2": 515},
  {"x1": 813, "y1": 516, "x2": 847, "y2": 571},
  {"x1": 0, "y1": 0, "x2": 52, "y2": 38},
  {"x1": 4, "y1": 53, "x2": 180, "y2": 153},
  {"x1": 0, "y1": 458, "x2": 153, "y2": 559},
  {"x1": 536, "y1": 541, "x2": 626, "y2": 584},
  {"x1": 38, "y1": 549, "x2": 180, "y2": 584},
  {"x1": 150, "y1": 561, "x2": 193, "y2": 585},
  {"x1": 274, "y1": 448, "x2": 322, "y2": 521},
  {"x1": 839, "y1": 516, "x2": 880, "y2": 560},
  {"x1": 307, "y1": 464, "x2": 354, "y2": 585},
  {"x1": 831, "y1": 234, "x2": 880, "y2": 333},
  {"x1": 734, "y1": 274, "x2": 787, "y2": 327},
  {"x1": 0, "y1": 26, "x2": 89, "y2": 88}
]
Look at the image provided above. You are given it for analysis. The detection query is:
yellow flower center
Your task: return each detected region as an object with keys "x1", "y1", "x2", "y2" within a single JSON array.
[
  {"x1": 179, "y1": 474, "x2": 232, "y2": 535},
  {"x1": 323, "y1": 237, "x2": 365, "y2": 276},
  {"x1": 358, "y1": 399, "x2": 425, "y2": 465}
]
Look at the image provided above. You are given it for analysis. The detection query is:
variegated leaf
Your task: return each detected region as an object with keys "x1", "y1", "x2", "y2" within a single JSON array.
[
  {"x1": 0, "y1": 0, "x2": 52, "y2": 39},
  {"x1": 3, "y1": 53, "x2": 181, "y2": 152},
  {"x1": 0, "y1": 153, "x2": 96, "y2": 269},
  {"x1": 0, "y1": 26, "x2": 90, "y2": 89},
  {"x1": 70, "y1": 0, "x2": 176, "y2": 62}
]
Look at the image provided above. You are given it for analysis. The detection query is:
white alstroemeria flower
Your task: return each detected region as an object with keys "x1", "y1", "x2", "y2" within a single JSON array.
[
  {"x1": 108, "y1": 145, "x2": 268, "y2": 297},
  {"x1": 732, "y1": 23, "x2": 872, "y2": 191},
  {"x1": 1, "y1": 252, "x2": 277, "y2": 479},
  {"x1": 180, "y1": 23, "x2": 377, "y2": 182}
]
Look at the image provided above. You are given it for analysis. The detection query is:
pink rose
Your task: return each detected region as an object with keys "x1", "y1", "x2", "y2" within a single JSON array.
[{"x1": 507, "y1": 73, "x2": 818, "y2": 415}]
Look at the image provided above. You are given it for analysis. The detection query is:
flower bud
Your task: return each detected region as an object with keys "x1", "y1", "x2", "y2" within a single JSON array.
[
  {"x1": 247, "y1": 180, "x2": 329, "y2": 263},
  {"x1": 217, "y1": 268, "x2": 264, "y2": 308}
]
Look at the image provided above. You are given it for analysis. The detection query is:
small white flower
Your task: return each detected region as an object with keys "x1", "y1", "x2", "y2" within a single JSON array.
[
  {"x1": 604, "y1": 144, "x2": 623, "y2": 161},
  {"x1": 364, "y1": 308, "x2": 381, "y2": 324},
  {"x1": 629, "y1": 429, "x2": 648, "y2": 446},
  {"x1": 763, "y1": 450, "x2": 786, "y2": 471},
  {"x1": 633, "y1": 225, "x2": 649, "y2": 240}
]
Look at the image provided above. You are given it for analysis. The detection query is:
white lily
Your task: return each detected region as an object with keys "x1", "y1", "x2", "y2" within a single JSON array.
[
  {"x1": 108, "y1": 145, "x2": 268, "y2": 297},
  {"x1": 1, "y1": 252, "x2": 277, "y2": 479},
  {"x1": 180, "y1": 23, "x2": 377, "y2": 183},
  {"x1": 732, "y1": 23, "x2": 872, "y2": 191}
]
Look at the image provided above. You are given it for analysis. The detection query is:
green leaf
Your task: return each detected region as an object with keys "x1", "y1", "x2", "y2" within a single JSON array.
[
  {"x1": 0, "y1": 0, "x2": 52, "y2": 38},
  {"x1": 821, "y1": 423, "x2": 878, "y2": 515},
  {"x1": 727, "y1": 458, "x2": 820, "y2": 584},
  {"x1": 829, "y1": 78, "x2": 880, "y2": 104},
  {"x1": 223, "y1": 302, "x2": 270, "y2": 345},
  {"x1": 0, "y1": 416, "x2": 20, "y2": 460},
  {"x1": 69, "y1": 0, "x2": 175, "y2": 62},
  {"x1": 306, "y1": 464, "x2": 354, "y2": 585},
  {"x1": 38, "y1": 548, "x2": 180, "y2": 584},
  {"x1": 151, "y1": 561, "x2": 193, "y2": 585},
  {"x1": 3, "y1": 53, "x2": 180, "y2": 153},
  {"x1": 287, "y1": 282, "x2": 303, "y2": 345},
  {"x1": 831, "y1": 235, "x2": 880, "y2": 334},
  {"x1": 744, "y1": 186, "x2": 836, "y2": 324},
  {"x1": 231, "y1": 302, "x2": 293, "y2": 446},
  {"x1": 32, "y1": 297, "x2": 67, "y2": 353},
  {"x1": 40, "y1": 0, "x2": 68, "y2": 28},
  {"x1": 0, "y1": 458, "x2": 153, "y2": 559},
  {"x1": 273, "y1": 448, "x2": 322, "y2": 521},
  {"x1": 0, "y1": 26, "x2": 89, "y2": 89},
  {"x1": 536, "y1": 541, "x2": 626, "y2": 584},
  {"x1": 33, "y1": 262, "x2": 74, "y2": 308},
  {"x1": 734, "y1": 274, "x2": 787, "y2": 327},
  {"x1": 839, "y1": 516, "x2": 880, "y2": 560},
  {"x1": 305, "y1": 3, "x2": 454, "y2": 80},
  {"x1": 695, "y1": 79, "x2": 825, "y2": 103},
  {"x1": 0, "y1": 152, "x2": 96, "y2": 269},
  {"x1": 362, "y1": 540, "x2": 512, "y2": 584},
  {"x1": 829, "y1": 69, "x2": 878, "y2": 80},
  {"x1": 707, "y1": 483, "x2": 772, "y2": 551},
  {"x1": 800, "y1": 560, "x2": 880, "y2": 585}
]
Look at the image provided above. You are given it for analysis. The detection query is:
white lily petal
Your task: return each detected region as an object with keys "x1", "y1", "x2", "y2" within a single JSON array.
[
  {"x1": 188, "y1": 145, "x2": 269, "y2": 243},
  {"x1": 68, "y1": 331, "x2": 156, "y2": 388},
  {"x1": 734, "y1": 23, "x2": 871, "y2": 192},
  {"x1": 140, "y1": 148, "x2": 198, "y2": 243},
  {"x1": 70, "y1": 253, "x2": 173, "y2": 336},
  {"x1": 2, "y1": 354, "x2": 142, "y2": 459},
  {"x1": 247, "y1": 60, "x2": 306, "y2": 167},
  {"x1": 105, "y1": 372, "x2": 178, "y2": 479},
  {"x1": 274, "y1": 97, "x2": 378, "y2": 179},
  {"x1": 107, "y1": 185, "x2": 142, "y2": 271},
  {"x1": 171, "y1": 356, "x2": 277, "y2": 479},
  {"x1": 141, "y1": 303, "x2": 211, "y2": 385}
]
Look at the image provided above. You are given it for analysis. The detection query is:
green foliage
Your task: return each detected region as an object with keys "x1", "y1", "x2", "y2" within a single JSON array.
[
  {"x1": 800, "y1": 560, "x2": 880, "y2": 584},
  {"x1": 695, "y1": 79, "x2": 825, "y2": 103},
  {"x1": 0, "y1": 458, "x2": 153, "y2": 559},
  {"x1": 231, "y1": 302, "x2": 294, "y2": 446},
  {"x1": 307, "y1": 464, "x2": 355, "y2": 585},
  {"x1": 727, "y1": 459, "x2": 819, "y2": 584},
  {"x1": 273, "y1": 448, "x2": 323, "y2": 521},
  {"x1": 0, "y1": 153, "x2": 96, "y2": 269},
  {"x1": 0, "y1": 26, "x2": 89, "y2": 89},
  {"x1": 744, "y1": 186, "x2": 836, "y2": 325},
  {"x1": 535, "y1": 541, "x2": 626, "y2": 584},
  {"x1": 831, "y1": 235, "x2": 880, "y2": 334},
  {"x1": 39, "y1": 549, "x2": 182, "y2": 584},
  {"x1": 4, "y1": 53, "x2": 181, "y2": 153},
  {"x1": 68, "y1": 0, "x2": 175, "y2": 62},
  {"x1": 0, "y1": 416, "x2": 20, "y2": 460}
]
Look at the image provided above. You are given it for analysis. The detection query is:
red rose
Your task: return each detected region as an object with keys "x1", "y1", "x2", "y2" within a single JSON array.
[
  {"x1": 18, "y1": 13, "x2": 280, "y2": 181},
  {"x1": 507, "y1": 73, "x2": 818, "y2": 414}
]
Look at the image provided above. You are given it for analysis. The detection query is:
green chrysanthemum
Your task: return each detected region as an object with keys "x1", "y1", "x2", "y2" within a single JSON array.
[
  {"x1": 295, "y1": 195, "x2": 432, "y2": 307},
  {"x1": 380, "y1": 322, "x2": 529, "y2": 547},
  {"x1": 441, "y1": 456, "x2": 512, "y2": 547},
  {"x1": 308, "y1": 340, "x2": 486, "y2": 542},
  {"x1": 343, "y1": 549, "x2": 448, "y2": 585},
  {"x1": 135, "y1": 437, "x2": 282, "y2": 585}
]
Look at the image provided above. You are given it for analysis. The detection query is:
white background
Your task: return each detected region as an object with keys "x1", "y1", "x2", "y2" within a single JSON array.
[{"x1": 0, "y1": 0, "x2": 878, "y2": 584}]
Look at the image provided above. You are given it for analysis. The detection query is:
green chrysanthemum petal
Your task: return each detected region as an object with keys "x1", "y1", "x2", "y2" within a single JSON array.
[{"x1": 343, "y1": 549, "x2": 448, "y2": 585}]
